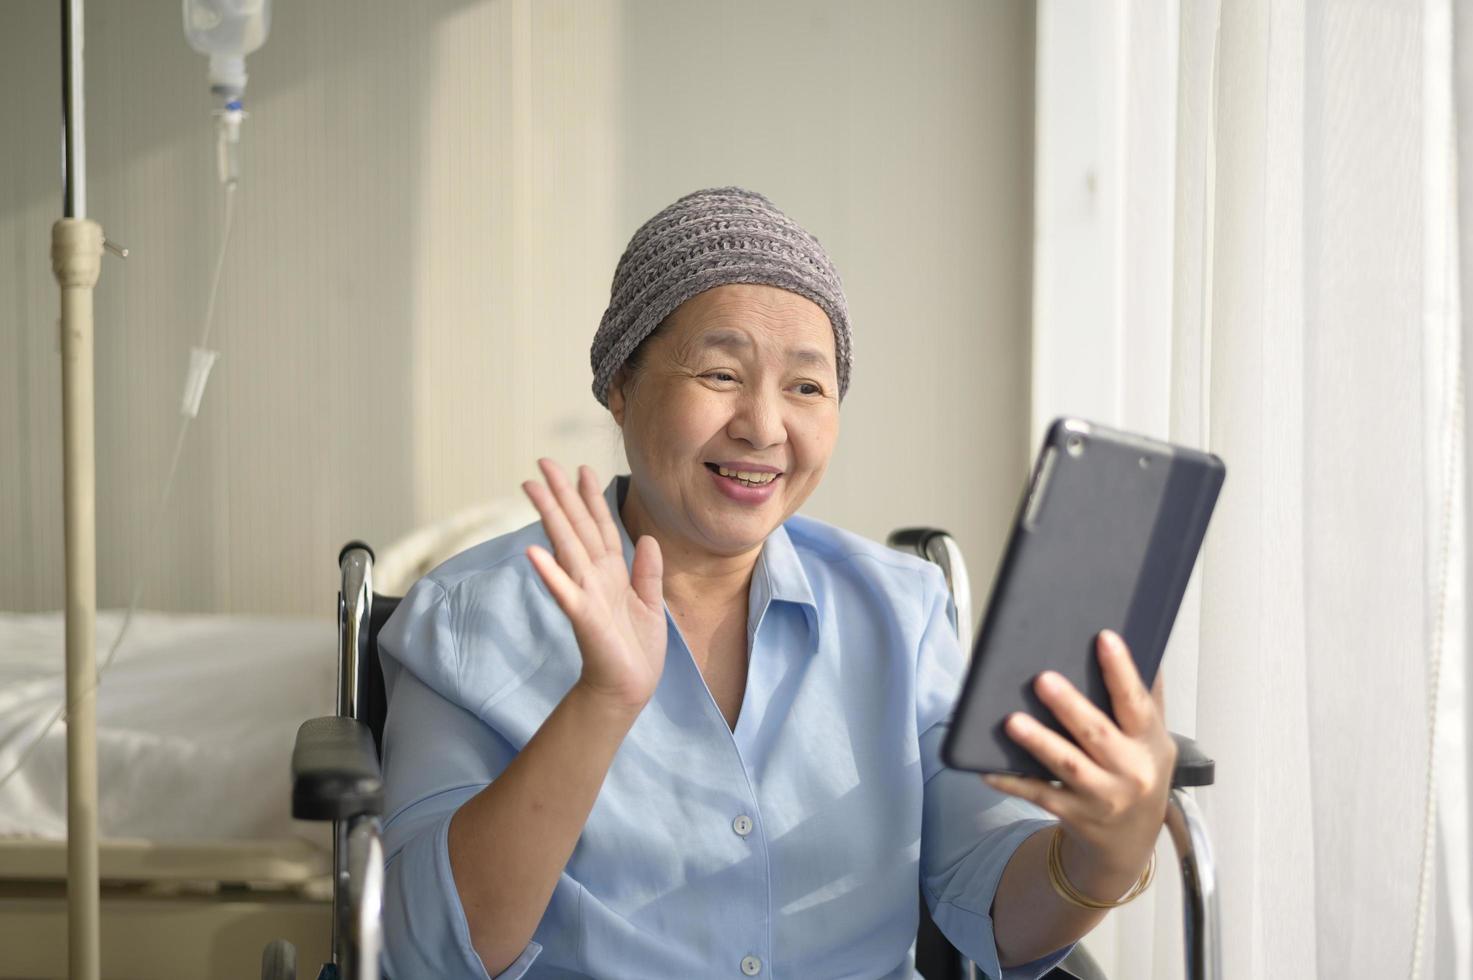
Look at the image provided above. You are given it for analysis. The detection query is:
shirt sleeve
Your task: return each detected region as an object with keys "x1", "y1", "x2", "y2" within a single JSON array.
[
  {"x1": 914, "y1": 568, "x2": 1075, "y2": 980},
  {"x1": 377, "y1": 577, "x2": 542, "y2": 980}
]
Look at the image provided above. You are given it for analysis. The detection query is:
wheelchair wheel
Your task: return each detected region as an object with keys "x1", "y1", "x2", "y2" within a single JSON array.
[{"x1": 261, "y1": 938, "x2": 297, "y2": 980}]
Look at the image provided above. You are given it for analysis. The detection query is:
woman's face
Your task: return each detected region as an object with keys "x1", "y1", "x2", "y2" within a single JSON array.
[{"x1": 610, "y1": 283, "x2": 841, "y2": 560}]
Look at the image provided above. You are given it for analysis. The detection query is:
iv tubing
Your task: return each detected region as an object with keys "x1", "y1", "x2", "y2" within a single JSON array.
[{"x1": 0, "y1": 184, "x2": 238, "y2": 800}]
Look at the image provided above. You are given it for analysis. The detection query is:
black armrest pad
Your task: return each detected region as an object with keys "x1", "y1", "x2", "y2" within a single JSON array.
[
  {"x1": 1171, "y1": 732, "x2": 1215, "y2": 788},
  {"x1": 292, "y1": 716, "x2": 385, "y2": 821}
]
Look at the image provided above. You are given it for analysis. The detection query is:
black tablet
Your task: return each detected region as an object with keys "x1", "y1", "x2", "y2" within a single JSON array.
[{"x1": 941, "y1": 418, "x2": 1226, "y2": 776}]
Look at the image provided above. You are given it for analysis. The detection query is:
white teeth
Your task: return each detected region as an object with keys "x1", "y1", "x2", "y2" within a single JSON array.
[{"x1": 716, "y1": 466, "x2": 777, "y2": 485}]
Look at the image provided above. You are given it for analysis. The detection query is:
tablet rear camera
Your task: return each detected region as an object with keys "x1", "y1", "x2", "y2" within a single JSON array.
[{"x1": 1065, "y1": 434, "x2": 1085, "y2": 458}]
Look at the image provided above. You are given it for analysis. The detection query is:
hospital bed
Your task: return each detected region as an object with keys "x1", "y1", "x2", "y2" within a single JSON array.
[
  {"x1": 0, "y1": 501, "x2": 537, "y2": 979},
  {"x1": 274, "y1": 528, "x2": 1219, "y2": 980},
  {"x1": 0, "y1": 610, "x2": 335, "y2": 980}
]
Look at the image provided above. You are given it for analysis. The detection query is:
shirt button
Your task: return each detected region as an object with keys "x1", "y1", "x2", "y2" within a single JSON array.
[
  {"x1": 732, "y1": 814, "x2": 753, "y2": 837},
  {"x1": 740, "y1": 955, "x2": 763, "y2": 975}
]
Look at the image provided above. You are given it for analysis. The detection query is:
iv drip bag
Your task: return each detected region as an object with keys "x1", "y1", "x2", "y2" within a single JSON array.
[{"x1": 183, "y1": 0, "x2": 272, "y2": 99}]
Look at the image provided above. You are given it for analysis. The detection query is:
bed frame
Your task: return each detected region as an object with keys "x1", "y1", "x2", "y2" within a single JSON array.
[{"x1": 0, "y1": 837, "x2": 328, "y2": 979}]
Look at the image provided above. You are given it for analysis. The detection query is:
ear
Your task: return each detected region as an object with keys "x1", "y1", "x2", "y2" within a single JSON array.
[{"x1": 608, "y1": 368, "x2": 629, "y2": 427}]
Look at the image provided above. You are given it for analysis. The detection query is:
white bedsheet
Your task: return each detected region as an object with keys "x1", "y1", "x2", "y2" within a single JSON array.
[{"x1": 0, "y1": 611, "x2": 335, "y2": 845}]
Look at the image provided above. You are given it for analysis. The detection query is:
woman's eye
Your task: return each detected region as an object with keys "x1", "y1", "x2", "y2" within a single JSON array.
[
  {"x1": 706, "y1": 371, "x2": 738, "y2": 383},
  {"x1": 795, "y1": 382, "x2": 824, "y2": 396}
]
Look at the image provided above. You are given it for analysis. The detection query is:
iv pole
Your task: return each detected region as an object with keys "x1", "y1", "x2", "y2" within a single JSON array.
[{"x1": 52, "y1": 0, "x2": 118, "y2": 975}]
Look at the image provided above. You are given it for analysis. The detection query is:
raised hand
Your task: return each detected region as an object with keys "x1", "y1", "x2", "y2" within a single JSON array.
[
  {"x1": 521, "y1": 460, "x2": 668, "y2": 713},
  {"x1": 984, "y1": 630, "x2": 1177, "y2": 898}
]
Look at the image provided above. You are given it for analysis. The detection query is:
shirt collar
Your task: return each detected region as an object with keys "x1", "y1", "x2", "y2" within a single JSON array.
[
  {"x1": 605, "y1": 476, "x2": 820, "y2": 652},
  {"x1": 747, "y1": 521, "x2": 821, "y2": 653}
]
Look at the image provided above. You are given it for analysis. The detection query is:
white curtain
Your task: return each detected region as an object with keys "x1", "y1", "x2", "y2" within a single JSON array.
[{"x1": 1032, "y1": 1, "x2": 1465, "y2": 976}]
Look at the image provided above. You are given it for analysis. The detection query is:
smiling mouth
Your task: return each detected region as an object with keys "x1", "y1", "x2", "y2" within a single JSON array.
[{"x1": 705, "y1": 463, "x2": 782, "y2": 488}]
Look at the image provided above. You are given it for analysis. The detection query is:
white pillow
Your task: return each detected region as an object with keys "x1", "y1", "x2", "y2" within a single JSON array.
[{"x1": 373, "y1": 498, "x2": 538, "y2": 595}]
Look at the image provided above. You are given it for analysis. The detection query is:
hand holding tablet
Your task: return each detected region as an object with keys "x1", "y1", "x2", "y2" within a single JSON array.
[
  {"x1": 949, "y1": 417, "x2": 1225, "y2": 907},
  {"x1": 943, "y1": 418, "x2": 1225, "y2": 778},
  {"x1": 982, "y1": 628, "x2": 1182, "y2": 904}
]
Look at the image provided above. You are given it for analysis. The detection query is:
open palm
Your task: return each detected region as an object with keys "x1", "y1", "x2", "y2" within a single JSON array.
[{"x1": 522, "y1": 460, "x2": 667, "y2": 711}]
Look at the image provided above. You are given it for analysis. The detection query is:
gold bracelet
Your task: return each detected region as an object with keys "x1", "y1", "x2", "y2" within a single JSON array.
[{"x1": 1045, "y1": 826, "x2": 1155, "y2": 911}]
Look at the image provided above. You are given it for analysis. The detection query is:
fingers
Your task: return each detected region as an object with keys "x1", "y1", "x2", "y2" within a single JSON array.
[
  {"x1": 539, "y1": 459, "x2": 607, "y2": 561},
  {"x1": 578, "y1": 465, "x2": 623, "y2": 553},
  {"x1": 1098, "y1": 630, "x2": 1158, "y2": 737},
  {"x1": 630, "y1": 535, "x2": 664, "y2": 609},
  {"x1": 982, "y1": 772, "x2": 1080, "y2": 822},
  {"x1": 523, "y1": 478, "x2": 593, "y2": 578},
  {"x1": 1152, "y1": 669, "x2": 1166, "y2": 716},
  {"x1": 1002, "y1": 712, "x2": 1111, "y2": 795},
  {"x1": 1033, "y1": 670, "x2": 1127, "y2": 768}
]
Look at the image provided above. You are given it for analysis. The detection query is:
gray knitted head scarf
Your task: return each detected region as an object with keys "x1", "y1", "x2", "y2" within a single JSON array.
[{"x1": 591, "y1": 186, "x2": 851, "y2": 407}]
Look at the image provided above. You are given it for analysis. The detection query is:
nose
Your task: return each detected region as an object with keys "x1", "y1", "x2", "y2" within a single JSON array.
[{"x1": 727, "y1": 383, "x2": 787, "y2": 450}]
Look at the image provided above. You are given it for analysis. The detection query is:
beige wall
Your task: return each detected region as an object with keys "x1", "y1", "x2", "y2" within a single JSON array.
[{"x1": 0, "y1": 0, "x2": 1033, "y2": 617}]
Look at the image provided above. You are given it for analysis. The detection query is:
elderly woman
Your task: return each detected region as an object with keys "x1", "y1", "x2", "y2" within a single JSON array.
[{"x1": 379, "y1": 188, "x2": 1176, "y2": 979}]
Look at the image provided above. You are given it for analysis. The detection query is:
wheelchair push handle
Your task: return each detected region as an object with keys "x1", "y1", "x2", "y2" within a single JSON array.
[
  {"x1": 339, "y1": 540, "x2": 376, "y2": 567},
  {"x1": 1171, "y1": 732, "x2": 1215, "y2": 788}
]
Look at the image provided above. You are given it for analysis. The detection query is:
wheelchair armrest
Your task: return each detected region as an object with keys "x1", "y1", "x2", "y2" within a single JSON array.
[
  {"x1": 1171, "y1": 731, "x2": 1215, "y2": 788},
  {"x1": 1051, "y1": 943, "x2": 1109, "y2": 980},
  {"x1": 292, "y1": 716, "x2": 385, "y2": 821}
]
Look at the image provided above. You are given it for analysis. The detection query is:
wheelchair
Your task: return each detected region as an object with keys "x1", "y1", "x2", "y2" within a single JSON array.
[{"x1": 265, "y1": 532, "x2": 1221, "y2": 980}]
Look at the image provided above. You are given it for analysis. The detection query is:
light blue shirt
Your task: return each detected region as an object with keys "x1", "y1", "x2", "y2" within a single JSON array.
[{"x1": 378, "y1": 478, "x2": 1073, "y2": 979}]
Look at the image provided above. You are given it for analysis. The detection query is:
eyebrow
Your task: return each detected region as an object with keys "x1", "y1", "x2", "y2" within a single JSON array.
[
  {"x1": 788, "y1": 347, "x2": 833, "y2": 369},
  {"x1": 692, "y1": 329, "x2": 834, "y2": 371}
]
